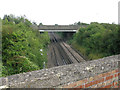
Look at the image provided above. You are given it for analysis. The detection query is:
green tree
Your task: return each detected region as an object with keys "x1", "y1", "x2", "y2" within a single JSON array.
[
  {"x1": 71, "y1": 23, "x2": 119, "y2": 60},
  {"x1": 2, "y1": 15, "x2": 50, "y2": 77}
]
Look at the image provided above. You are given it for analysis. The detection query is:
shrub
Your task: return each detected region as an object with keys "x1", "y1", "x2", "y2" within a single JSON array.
[
  {"x1": 71, "y1": 23, "x2": 119, "y2": 60},
  {"x1": 2, "y1": 15, "x2": 50, "y2": 77}
]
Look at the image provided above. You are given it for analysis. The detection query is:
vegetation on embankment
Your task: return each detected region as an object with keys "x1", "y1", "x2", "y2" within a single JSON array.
[
  {"x1": 1, "y1": 15, "x2": 50, "y2": 77},
  {"x1": 69, "y1": 22, "x2": 120, "y2": 60},
  {"x1": 57, "y1": 32, "x2": 73, "y2": 41}
]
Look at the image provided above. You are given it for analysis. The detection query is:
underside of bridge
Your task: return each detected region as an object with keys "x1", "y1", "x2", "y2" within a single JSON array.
[{"x1": 39, "y1": 30, "x2": 77, "y2": 32}]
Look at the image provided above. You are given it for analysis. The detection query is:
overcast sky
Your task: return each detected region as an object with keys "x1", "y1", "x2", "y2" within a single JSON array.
[{"x1": 0, "y1": 0, "x2": 119, "y2": 25}]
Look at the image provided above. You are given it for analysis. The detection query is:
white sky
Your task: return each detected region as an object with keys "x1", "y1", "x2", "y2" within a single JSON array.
[{"x1": 0, "y1": 0, "x2": 119, "y2": 25}]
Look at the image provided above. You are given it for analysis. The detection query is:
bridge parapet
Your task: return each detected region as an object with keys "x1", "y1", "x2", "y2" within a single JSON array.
[
  {"x1": 38, "y1": 25, "x2": 87, "y2": 30},
  {"x1": 0, "y1": 54, "x2": 119, "y2": 88}
]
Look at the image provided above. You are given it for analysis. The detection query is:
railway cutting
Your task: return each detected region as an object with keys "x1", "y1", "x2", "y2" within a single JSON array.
[{"x1": 47, "y1": 33, "x2": 85, "y2": 68}]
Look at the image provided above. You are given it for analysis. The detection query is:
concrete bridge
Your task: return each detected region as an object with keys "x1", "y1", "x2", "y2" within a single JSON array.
[{"x1": 38, "y1": 25, "x2": 87, "y2": 32}]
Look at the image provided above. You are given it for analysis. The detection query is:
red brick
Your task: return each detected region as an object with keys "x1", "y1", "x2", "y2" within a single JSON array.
[
  {"x1": 63, "y1": 79, "x2": 86, "y2": 88},
  {"x1": 92, "y1": 80, "x2": 98, "y2": 85},
  {"x1": 102, "y1": 72, "x2": 111, "y2": 77},
  {"x1": 89, "y1": 82, "x2": 93, "y2": 86},
  {"x1": 114, "y1": 82, "x2": 118, "y2": 86},
  {"x1": 111, "y1": 70, "x2": 117, "y2": 74},
  {"x1": 118, "y1": 73, "x2": 120, "y2": 76},
  {"x1": 63, "y1": 83, "x2": 77, "y2": 88},
  {"x1": 71, "y1": 78, "x2": 87, "y2": 87},
  {"x1": 90, "y1": 85, "x2": 98, "y2": 88},
  {"x1": 107, "y1": 84, "x2": 112, "y2": 88},
  {"x1": 106, "y1": 79, "x2": 113, "y2": 85},
  {"x1": 115, "y1": 69, "x2": 118, "y2": 73},
  {"x1": 105, "y1": 75, "x2": 113, "y2": 81},
  {"x1": 111, "y1": 81, "x2": 118, "y2": 87},
  {"x1": 98, "y1": 78, "x2": 104, "y2": 83},
  {"x1": 85, "y1": 81, "x2": 95, "y2": 88},
  {"x1": 103, "y1": 81, "x2": 107, "y2": 86},
  {"x1": 97, "y1": 83, "x2": 104, "y2": 88},
  {"x1": 102, "y1": 84, "x2": 112, "y2": 88},
  {"x1": 114, "y1": 73, "x2": 118, "y2": 77},
  {"x1": 112, "y1": 82, "x2": 114, "y2": 86},
  {"x1": 85, "y1": 83, "x2": 91, "y2": 88},
  {"x1": 94, "y1": 74, "x2": 103, "y2": 80},
  {"x1": 92, "y1": 78, "x2": 104, "y2": 85},
  {"x1": 102, "y1": 69, "x2": 118, "y2": 77},
  {"x1": 75, "y1": 85, "x2": 84, "y2": 88},
  {"x1": 114, "y1": 85, "x2": 118, "y2": 88}
]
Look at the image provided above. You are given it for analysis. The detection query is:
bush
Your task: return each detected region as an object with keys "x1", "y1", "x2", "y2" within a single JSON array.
[
  {"x1": 71, "y1": 23, "x2": 119, "y2": 60},
  {"x1": 2, "y1": 15, "x2": 50, "y2": 77}
]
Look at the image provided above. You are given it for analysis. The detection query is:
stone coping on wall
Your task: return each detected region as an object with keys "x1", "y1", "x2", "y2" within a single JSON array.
[{"x1": 0, "y1": 54, "x2": 120, "y2": 88}]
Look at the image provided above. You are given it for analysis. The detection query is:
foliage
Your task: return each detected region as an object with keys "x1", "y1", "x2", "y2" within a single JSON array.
[
  {"x1": 74, "y1": 21, "x2": 89, "y2": 25},
  {"x1": 70, "y1": 23, "x2": 119, "y2": 60},
  {"x1": 38, "y1": 23, "x2": 43, "y2": 26},
  {"x1": 2, "y1": 15, "x2": 50, "y2": 77},
  {"x1": 55, "y1": 24, "x2": 58, "y2": 26}
]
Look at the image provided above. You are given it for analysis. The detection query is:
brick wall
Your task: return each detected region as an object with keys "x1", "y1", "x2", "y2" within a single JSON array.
[
  {"x1": 0, "y1": 54, "x2": 119, "y2": 88},
  {"x1": 63, "y1": 69, "x2": 119, "y2": 88}
]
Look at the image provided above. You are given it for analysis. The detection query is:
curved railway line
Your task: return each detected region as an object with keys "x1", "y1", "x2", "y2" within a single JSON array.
[{"x1": 47, "y1": 33, "x2": 85, "y2": 68}]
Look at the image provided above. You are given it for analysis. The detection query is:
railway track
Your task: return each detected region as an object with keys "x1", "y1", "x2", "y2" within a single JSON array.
[
  {"x1": 48, "y1": 32, "x2": 85, "y2": 68},
  {"x1": 50, "y1": 33, "x2": 72, "y2": 65},
  {"x1": 53, "y1": 33, "x2": 85, "y2": 62},
  {"x1": 52, "y1": 33, "x2": 73, "y2": 64}
]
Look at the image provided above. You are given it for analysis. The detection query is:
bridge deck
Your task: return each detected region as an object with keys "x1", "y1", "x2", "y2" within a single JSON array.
[{"x1": 38, "y1": 25, "x2": 86, "y2": 30}]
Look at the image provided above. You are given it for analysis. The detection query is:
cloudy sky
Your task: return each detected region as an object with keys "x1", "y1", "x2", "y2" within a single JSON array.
[{"x1": 0, "y1": 0, "x2": 119, "y2": 25}]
